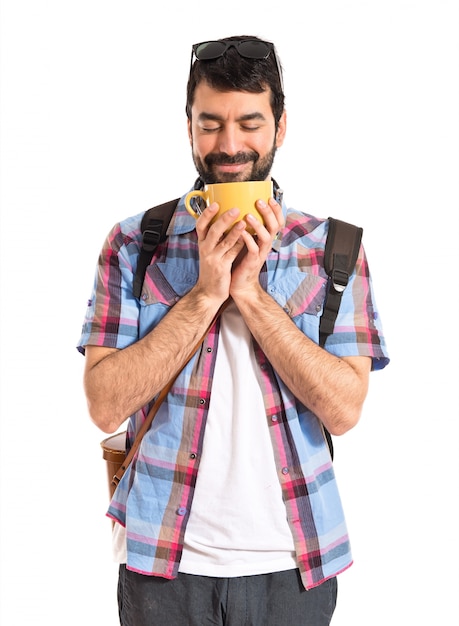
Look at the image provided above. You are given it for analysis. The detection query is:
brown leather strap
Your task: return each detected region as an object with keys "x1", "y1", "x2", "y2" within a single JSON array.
[{"x1": 111, "y1": 299, "x2": 230, "y2": 490}]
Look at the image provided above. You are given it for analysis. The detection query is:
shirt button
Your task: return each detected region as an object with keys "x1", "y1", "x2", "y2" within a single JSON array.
[
  {"x1": 315, "y1": 304, "x2": 322, "y2": 312},
  {"x1": 282, "y1": 467, "x2": 289, "y2": 475},
  {"x1": 177, "y1": 507, "x2": 187, "y2": 516},
  {"x1": 206, "y1": 347, "x2": 212, "y2": 353},
  {"x1": 271, "y1": 415, "x2": 278, "y2": 422},
  {"x1": 141, "y1": 293, "x2": 148, "y2": 301},
  {"x1": 190, "y1": 453, "x2": 197, "y2": 460},
  {"x1": 199, "y1": 398, "x2": 206, "y2": 405}
]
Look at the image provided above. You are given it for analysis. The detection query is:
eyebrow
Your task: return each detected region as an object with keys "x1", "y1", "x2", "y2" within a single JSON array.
[{"x1": 197, "y1": 112, "x2": 267, "y2": 123}]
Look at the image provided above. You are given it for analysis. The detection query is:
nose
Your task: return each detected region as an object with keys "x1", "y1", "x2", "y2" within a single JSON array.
[{"x1": 217, "y1": 125, "x2": 242, "y2": 156}]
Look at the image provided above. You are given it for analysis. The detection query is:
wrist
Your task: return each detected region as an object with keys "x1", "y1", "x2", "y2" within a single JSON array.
[
  {"x1": 189, "y1": 283, "x2": 228, "y2": 316},
  {"x1": 230, "y1": 281, "x2": 265, "y2": 310}
]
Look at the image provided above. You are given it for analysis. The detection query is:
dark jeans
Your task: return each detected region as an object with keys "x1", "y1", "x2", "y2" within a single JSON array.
[{"x1": 118, "y1": 565, "x2": 337, "y2": 626}]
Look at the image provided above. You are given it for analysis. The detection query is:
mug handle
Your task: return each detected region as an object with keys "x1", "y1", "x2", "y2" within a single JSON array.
[{"x1": 184, "y1": 190, "x2": 207, "y2": 219}]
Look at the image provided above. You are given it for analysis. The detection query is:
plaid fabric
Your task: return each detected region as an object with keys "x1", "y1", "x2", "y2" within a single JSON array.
[{"x1": 78, "y1": 191, "x2": 389, "y2": 590}]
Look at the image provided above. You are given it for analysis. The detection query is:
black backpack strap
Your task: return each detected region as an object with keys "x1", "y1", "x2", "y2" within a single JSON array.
[
  {"x1": 319, "y1": 217, "x2": 363, "y2": 460},
  {"x1": 133, "y1": 198, "x2": 180, "y2": 299},
  {"x1": 319, "y1": 217, "x2": 363, "y2": 348}
]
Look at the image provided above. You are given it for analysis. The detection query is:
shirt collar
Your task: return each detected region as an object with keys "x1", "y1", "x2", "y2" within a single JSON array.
[{"x1": 168, "y1": 194, "x2": 200, "y2": 236}]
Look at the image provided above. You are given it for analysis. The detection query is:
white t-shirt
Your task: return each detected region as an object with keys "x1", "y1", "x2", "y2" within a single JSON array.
[{"x1": 179, "y1": 301, "x2": 296, "y2": 577}]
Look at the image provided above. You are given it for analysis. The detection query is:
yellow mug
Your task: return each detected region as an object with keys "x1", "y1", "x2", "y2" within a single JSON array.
[{"x1": 184, "y1": 180, "x2": 273, "y2": 234}]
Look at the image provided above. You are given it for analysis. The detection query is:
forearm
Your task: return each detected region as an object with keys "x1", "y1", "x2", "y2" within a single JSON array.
[
  {"x1": 233, "y1": 285, "x2": 370, "y2": 435},
  {"x1": 84, "y1": 286, "x2": 223, "y2": 432}
]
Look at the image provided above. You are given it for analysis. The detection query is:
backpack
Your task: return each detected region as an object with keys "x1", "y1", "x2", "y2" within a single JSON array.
[{"x1": 133, "y1": 199, "x2": 363, "y2": 458}]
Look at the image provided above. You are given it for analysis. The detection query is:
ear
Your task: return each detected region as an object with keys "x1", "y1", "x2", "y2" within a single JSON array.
[
  {"x1": 187, "y1": 118, "x2": 193, "y2": 146},
  {"x1": 275, "y1": 110, "x2": 287, "y2": 148}
]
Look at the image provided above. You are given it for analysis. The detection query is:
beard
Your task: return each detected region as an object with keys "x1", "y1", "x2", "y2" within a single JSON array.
[{"x1": 192, "y1": 140, "x2": 277, "y2": 184}]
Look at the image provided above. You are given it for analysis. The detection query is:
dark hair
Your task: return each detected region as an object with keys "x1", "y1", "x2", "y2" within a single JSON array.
[{"x1": 186, "y1": 35, "x2": 285, "y2": 128}]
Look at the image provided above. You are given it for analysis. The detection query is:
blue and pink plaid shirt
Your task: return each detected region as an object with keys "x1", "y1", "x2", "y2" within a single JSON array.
[{"x1": 78, "y1": 191, "x2": 389, "y2": 590}]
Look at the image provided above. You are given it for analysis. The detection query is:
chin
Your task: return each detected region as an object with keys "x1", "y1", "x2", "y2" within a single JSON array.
[
  {"x1": 210, "y1": 169, "x2": 257, "y2": 184},
  {"x1": 219, "y1": 173, "x2": 250, "y2": 183}
]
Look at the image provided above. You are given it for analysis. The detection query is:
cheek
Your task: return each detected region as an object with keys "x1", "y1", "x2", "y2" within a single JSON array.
[
  {"x1": 192, "y1": 135, "x2": 215, "y2": 158},
  {"x1": 252, "y1": 134, "x2": 276, "y2": 156}
]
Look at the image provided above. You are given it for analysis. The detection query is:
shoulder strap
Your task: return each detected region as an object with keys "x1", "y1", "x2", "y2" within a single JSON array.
[
  {"x1": 319, "y1": 217, "x2": 363, "y2": 347},
  {"x1": 133, "y1": 198, "x2": 180, "y2": 298},
  {"x1": 319, "y1": 217, "x2": 363, "y2": 460}
]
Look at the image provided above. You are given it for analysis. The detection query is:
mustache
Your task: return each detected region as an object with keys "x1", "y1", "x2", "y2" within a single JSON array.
[{"x1": 204, "y1": 151, "x2": 259, "y2": 167}]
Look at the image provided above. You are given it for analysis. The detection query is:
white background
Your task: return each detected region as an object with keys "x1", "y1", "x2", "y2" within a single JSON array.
[{"x1": 1, "y1": 1, "x2": 458, "y2": 624}]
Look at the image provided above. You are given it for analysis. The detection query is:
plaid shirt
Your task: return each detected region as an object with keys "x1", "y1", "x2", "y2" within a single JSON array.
[{"x1": 78, "y1": 191, "x2": 389, "y2": 590}]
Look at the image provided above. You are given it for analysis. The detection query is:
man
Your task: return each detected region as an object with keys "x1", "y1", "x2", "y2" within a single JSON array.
[{"x1": 78, "y1": 35, "x2": 389, "y2": 626}]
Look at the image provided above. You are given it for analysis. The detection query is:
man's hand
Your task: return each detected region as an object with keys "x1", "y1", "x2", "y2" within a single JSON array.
[
  {"x1": 229, "y1": 197, "x2": 284, "y2": 299},
  {"x1": 194, "y1": 201, "x2": 247, "y2": 306}
]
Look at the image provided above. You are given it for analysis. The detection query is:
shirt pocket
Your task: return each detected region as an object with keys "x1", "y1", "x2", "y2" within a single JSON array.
[
  {"x1": 267, "y1": 270, "x2": 327, "y2": 342},
  {"x1": 138, "y1": 262, "x2": 198, "y2": 335},
  {"x1": 140, "y1": 262, "x2": 198, "y2": 306}
]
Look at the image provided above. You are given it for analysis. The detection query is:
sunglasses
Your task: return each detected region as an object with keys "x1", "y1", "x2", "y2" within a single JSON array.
[{"x1": 190, "y1": 39, "x2": 284, "y2": 92}]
